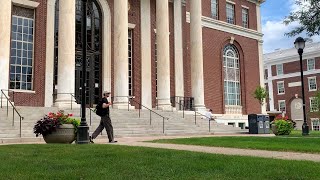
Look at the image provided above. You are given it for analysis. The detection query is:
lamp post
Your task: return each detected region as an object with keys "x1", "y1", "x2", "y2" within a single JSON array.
[
  {"x1": 294, "y1": 37, "x2": 309, "y2": 136},
  {"x1": 77, "y1": 0, "x2": 89, "y2": 144}
]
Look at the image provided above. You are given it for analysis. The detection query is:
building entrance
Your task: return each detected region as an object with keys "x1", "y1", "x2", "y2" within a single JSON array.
[{"x1": 54, "y1": 0, "x2": 102, "y2": 106}]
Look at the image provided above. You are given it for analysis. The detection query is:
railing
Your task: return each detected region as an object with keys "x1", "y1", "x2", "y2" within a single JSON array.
[
  {"x1": 52, "y1": 93, "x2": 78, "y2": 110},
  {"x1": 0, "y1": 89, "x2": 24, "y2": 137},
  {"x1": 112, "y1": 96, "x2": 169, "y2": 133},
  {"x1": 171, "y1": 96, "x2": 194, "y2": 111}
]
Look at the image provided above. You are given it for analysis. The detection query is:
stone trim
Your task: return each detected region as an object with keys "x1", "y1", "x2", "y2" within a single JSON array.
[{"x1": 12, "y1": 0, "x2": 39, "y2": 9}]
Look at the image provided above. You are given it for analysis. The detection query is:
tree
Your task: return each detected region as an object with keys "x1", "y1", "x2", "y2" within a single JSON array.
[
  {"x1": 253, "y1": 86, "x2": 268, "y2": 105},
  {"x1": 284, "y1": 0, "x2": 320, "y2": 37}
]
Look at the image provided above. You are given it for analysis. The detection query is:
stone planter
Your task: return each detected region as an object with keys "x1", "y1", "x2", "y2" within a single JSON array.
[{"x1": 43, "y1": 124, "x2": 76, "y2": 144}]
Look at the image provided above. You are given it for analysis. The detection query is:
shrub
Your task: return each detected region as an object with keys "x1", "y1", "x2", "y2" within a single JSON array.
[{"x1": 271, "y1": 115, "x2": 294, "y2": 135}]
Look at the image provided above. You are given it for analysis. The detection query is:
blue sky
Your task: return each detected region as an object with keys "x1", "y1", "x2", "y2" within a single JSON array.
[{"x1": 261, "y1": 0, "x2": 320, "y2": 53}]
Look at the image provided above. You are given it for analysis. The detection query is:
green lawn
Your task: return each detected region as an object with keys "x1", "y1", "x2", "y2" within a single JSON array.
[
  {"x1": 151, "y1": 136, "x2": 320, "y2": 154},
  {"x1": 0, "y1": 144, "x2": 319, "y2": 180},
  {"x1": 287, "y1": 130, "x2": 320, "y2": 137}
]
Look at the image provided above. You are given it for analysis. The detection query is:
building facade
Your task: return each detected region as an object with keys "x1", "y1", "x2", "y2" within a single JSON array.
[
  {"x1": 264, "y1": 42, "x2": 320, "y2": 130},
  {"x1": 0, "y1": 0, "x2": 265, "y2": 126}
]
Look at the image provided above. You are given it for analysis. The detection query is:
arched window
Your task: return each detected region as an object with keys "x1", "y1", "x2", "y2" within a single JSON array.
[{"x1": 223, "y1": 45, "x2": 241, "y2": 106}]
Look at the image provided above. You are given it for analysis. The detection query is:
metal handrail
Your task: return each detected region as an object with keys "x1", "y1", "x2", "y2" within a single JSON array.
[
  {"x1": 130, "y1": 98, "x2": 169, "y2": 133},
  {"x1": 0, "y1": 89, "x2": 24, "y2": 137}
]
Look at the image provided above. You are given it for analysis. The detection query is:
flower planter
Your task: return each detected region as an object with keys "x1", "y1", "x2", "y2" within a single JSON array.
[
  {"x1": 271, "y1": 124, "x2": 278, "y2": 135},
  {"x1": 43, "y1": 124, "x2": 76, "y2": 144}
]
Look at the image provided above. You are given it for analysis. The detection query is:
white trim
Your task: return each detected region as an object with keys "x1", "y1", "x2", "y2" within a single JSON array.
[
  {"x1": 128, "y1": 23, "x2": 136, "y2": 29},
  {"x1": 308, "y1": 76, "x2": 317, "y2": 91},
  {"x1": 241, "y1": 5, "x2": 249, "y2": 9},
  {"x1": 277, "y1": 81, "x2": 285, "y2": 95},
  {"x1": 226, "y1": 0, "x2": 236, "y2": 5},
  {"x1": 288, "y1": 82, "x2": 301, "y2": 87},
  {"x1": 9, "y1": 89, "x2": 36, "y2": 94},
  {"x1": 265, "y1": 69, "x2": 320, "y2": 82},
  {"x1": 186, "y1": 12, "x2": 263, "y2": 41},
  {"x1": 12, "y1": 0, "x2": 39, "y2": 9},
  {"x1": 264, "y1": 51, "x2": 320, "y2": 65},
  {"x1": 267, "y1": 64, "x2": 275, "y2": 111}
]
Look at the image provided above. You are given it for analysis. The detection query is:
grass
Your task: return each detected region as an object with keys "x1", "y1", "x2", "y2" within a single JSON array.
[
  {"x1": 151, "y1": 135, "x2": 320, "y2": 154},
  {"x1": 287, "y1": 130, "x2": 320, "y2": 137},
  {"x1": 0, "y1": 144, "x2": 319, "y2": 180}
]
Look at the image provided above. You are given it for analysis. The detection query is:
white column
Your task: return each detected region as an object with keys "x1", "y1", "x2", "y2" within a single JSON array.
[
  {"x1": 267, "y1": 64, "x2": 275, "y2": 111},
  {"x1": 113, "y1": 0, "x2": 129, "y2": 109},
  {"x1": 156, "y1": 0, "x2": 171, "y2": 110},
  {"x1": 55, "y1": 0, "x2": 77, "y2": 108},
  {"x1": 190, "y1": 0, "x2": 205, "y2": 111},
  {"x1": 141, "y1": 0, "x2": 152, "y2": 109},
  {"x1": 256, "y1": 4, "x2": 266, "y2": 113},
  {"x1": 45, "y1": 0, "x2": 55, "y2": 107},
  {"x1": 0, "y1": 0, "x2": 11, "y2": 104},
  {"x1": 174, "y1": 0, "x2": 184, "y2": 101}
]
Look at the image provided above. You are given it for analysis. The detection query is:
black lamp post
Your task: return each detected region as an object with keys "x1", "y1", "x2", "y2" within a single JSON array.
[
  {"x1": 77, "y1": 0, "x2": 89, "y2": 144},
  {"x1": 294, "y1": 37, "x2": 309, "y2": 136}
]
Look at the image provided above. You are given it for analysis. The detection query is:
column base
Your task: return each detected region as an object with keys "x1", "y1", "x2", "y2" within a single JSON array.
[
  {"x1": 54, "y1": 99, "x2": 79, "y2": 109},
  {"x1": 157, "y1": 104, "x2": 173, "y2": 111},
  {"x1": 112, "y1": 102, "x2": 135, "y2": 110},
  {"x1": 194, "y1": 105, "x2": 206, "y2": 112}
]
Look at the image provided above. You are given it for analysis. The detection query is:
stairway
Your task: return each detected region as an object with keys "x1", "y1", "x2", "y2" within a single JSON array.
[{"x1": 0, "y1": 106, "x2": 246, "y2": 140}]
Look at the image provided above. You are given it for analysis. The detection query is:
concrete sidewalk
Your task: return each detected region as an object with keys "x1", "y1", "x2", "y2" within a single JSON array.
[{"x1": 92, "y1": 135, "x2": 320, "y2": 163}]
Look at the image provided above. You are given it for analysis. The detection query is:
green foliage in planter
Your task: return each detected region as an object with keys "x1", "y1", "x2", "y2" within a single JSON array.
[
  {"x1": 272, "y1": 120, "x2": 294, "y2": 136},
  {"x1": 34, "y1": 110, "x2": 80, "y2": 137},
  {"x1": 253, "y1": 86, "x2": 268, "y2": 105}
]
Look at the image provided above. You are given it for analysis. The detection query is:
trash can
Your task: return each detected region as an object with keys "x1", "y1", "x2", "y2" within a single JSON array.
[{"x1": 248, "y1": 114, "x2": 270, "y2": 134}]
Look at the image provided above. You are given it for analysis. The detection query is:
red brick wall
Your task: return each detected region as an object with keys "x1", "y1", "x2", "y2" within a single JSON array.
[
  {"x1": 272, "y1": 74, "x2": 320, "y2": 123},
  {"x1": 201, "y1": 0, "x2": 257, "y2": 30},
  {"x1": 10, "y1": 0, "x2": 47, "y2": 106},
  {"x1": 199, "y1": 28, "x2": 260, "y2": 114},
  {"x1": 272, "y1": 57, "x2": 320, "y2": 76}
]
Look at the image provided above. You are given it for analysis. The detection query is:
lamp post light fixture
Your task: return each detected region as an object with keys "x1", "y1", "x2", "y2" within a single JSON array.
[
  {"x1": 294, "y1": 37, "x2": 309, "y2": 136},
  {"x1": 77, "y1": 0, "x2": 90, "y2": 144}
]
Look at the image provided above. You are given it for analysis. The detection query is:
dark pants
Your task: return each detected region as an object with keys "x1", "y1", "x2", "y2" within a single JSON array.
[{"x1": 92, "y1": 115, "x2": 114, "y2": 142}]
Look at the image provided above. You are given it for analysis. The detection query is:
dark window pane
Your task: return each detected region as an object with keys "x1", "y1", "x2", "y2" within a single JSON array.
[
  {"x1": 13, "y1": 17, "x2": 17, "y2": 25},
  {"x1": 27, "y1": 83, "x2": 31, "y2": 90},
  {"x1": 28, "y1": 52, "x2": 32, "y2": 58},
  {"x1": 10, "y1": 74, "x2": 15, "y2": 81},
  {"x1": 17, "y1": 33, "x2": 22, "y2": 41},
  {"x1": 17, "y1": 42, "x2": 22, "y2": 49},
  {"x1": 11, "y1": 49, "x2": 16, "y2": 56},
  {"x1": 22, "y1": 58, "x2": 27, "y2": 65},
  {"x1": 29, "y1": 20, "x2": 33, "y2": 27},
  {"x1": 21, "y1": 83, "x2": 26, "y2": 89},
  {"x1": 10, "y1": 82, "x2": 15, "y2": 89},
  {"x1": 23, "y1": 27, "x2": 28, "y2": 34},
  {"x1": 23, "y1": 34, "x2": 28, "y2": 41},
  {"x1": 27, "y1": 67, "x2": 32, "y2": 74},
  {"x1": 15, "y1": 82, "x2": 20, "y2": 89},
  {"x1": 28, "y1": 59, "x2": 32, "y2": 66},
  {"x1": 10, "y1": 57, "x2": 16, "y2": 64},
  {"x1": 22, "y1": 75, "x2": 26, "y2": 82},
  {"x1": 10, "y1": 66, "x2": 15, "y2": 73},
  {"x1": 23, "y1": 50, "x2": 27, "y2": 57},
  {"x1": 28, "y1": 44, "x2": 32, "y2": 51},
  {"x1": 17, "y1": 58, "x2": 21, "y2": 65},
  {"x1": 27, "y1": 75, "x2": 32, "y2": 82},
  {"x1": 23, "y1": 19, "x2": 28, "y2": 26},
  {"x1": 17, "y1": 26, "x2": 22, "y2": 33},
  {"x1": 23, "y1": 43, "x2": 28, "y2": 50},
  {"x1": 16, "y1": 66, "x2": 21, "y2": 73},
  {"x1": 18, "y1": 18, "x2": 22, "y2": 25}
]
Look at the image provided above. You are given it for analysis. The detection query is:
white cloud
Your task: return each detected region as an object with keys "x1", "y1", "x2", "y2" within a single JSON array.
[{"x1": 262, "y1": 0, "x2": 319, "y2": 54}]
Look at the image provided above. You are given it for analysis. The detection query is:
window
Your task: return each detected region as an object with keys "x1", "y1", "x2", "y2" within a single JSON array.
[
  {"x1": 310, "y1": 97, "x2": 319, "y2": 112},
  {"x1": 10, "y1": 15, "x2": 34, "y2": 90},
  {"x1": 278, "y1": 100, "x2": 286, "y2": 112},
  {"x1": 276, "y1": 64, "x2": 283, "y2": 75},
  {"x1": 211, "y1": 0, "x2": 218, "y2": 19},
  {"x1": 238, "y1": 123, "x2": 245, "y2": 129},
  {"x1": 312, "y1": 119, "x2": 320, "y2": 131},
  {"x1": 128, "y1": 29, "x2": 133, "y2": 96},
  {"x1": 242, "y1": 8, "x2": 249, "y2": 28},
  {"x1": 308, "y1": 77, "x2": 317, "y2": 91},
  {"x1": 226, "y1": 3, "x2": 235, "y2": 24},
  {"x1": 264, "y1": 69, "x2": 268, "y2": 80},
  {"x1": 223, "y1": 45, "x2": 241, "y2": 106},
  {"x1": 307, "y1": 58, "x2": 315, "y2": 71},
  {"x1": 277, "y1": 81, "x2": 285, "y2": 94},
  {"x1": 228, "y1": 122, "x2": 235, "y2": 127}
]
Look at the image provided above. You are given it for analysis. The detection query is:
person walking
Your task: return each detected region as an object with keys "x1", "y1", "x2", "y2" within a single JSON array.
[{"x1": 90, "y1": 91, "x2": 117, "y2": 143}]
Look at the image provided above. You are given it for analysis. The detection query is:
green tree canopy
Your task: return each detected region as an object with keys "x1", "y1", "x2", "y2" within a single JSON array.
[{"x1": 284, "y1": 0, "x2": 320, "y2": 37}]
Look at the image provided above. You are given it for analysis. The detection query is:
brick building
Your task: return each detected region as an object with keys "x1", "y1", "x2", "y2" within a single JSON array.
[
  {"x1": 0, "y1": 0, "x2": 265, "y2": 127},
  {"x1": 264, "y1": 42, "x2": 320, "y2": 130}
]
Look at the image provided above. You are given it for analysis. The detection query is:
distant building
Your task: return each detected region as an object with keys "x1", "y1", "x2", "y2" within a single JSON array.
[{"x1": 264, "y1": 42, "x2": 320, "y2": 130}]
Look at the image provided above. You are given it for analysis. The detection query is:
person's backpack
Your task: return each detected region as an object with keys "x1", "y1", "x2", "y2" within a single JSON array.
[{"x1": 95, "y1": 101, "x2": 104, "y2": 117}]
